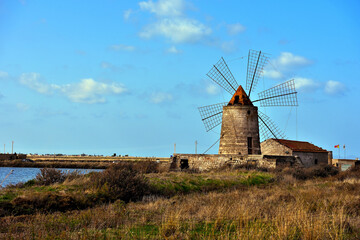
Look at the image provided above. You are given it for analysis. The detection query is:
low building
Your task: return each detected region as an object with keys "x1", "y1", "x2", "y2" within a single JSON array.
[
  {"x1": 331, "y1": 159, "x2": 360, "y2": 171},
  {"x1": 261, "y1": 139, "x2": 329, "y2": 167},
  {"x1": 0, "y1": 153, "x2": 27, "y2": 161}
]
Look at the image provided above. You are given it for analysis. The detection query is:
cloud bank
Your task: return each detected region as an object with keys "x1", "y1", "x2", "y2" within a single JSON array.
[
  {"x1": 137, "y1": 0, "x2": 212, "y2": 44},
  {"x1": 19, "y1": 73, "x2": 127, "y2": 104}
]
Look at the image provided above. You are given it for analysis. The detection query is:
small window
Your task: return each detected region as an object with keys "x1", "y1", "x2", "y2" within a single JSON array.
[
  {"x1": 180, "y1": 159, "x2": 189, "y2": 170},
  {"x1": 234, "y1": 96, "x2": 239, "y2": 104},
  {"x1": 247, "y1": 137, "x2": 253, "y2": 154},
  {"x1": 314, "y1": 159, "x2": 318, "y2": 165}
]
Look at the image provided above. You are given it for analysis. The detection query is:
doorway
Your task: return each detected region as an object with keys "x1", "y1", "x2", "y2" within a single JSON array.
[{"x1": 180, "y1": 159, "x2": 189, "y2": 170}]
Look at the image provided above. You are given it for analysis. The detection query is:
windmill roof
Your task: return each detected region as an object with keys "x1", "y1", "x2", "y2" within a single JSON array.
[
  {"x1": 272, "y1": 139, "x2": 328, "y2": 153},
  {"x1": 228, "y1": 85, "x2": 253, "y2": 106}
]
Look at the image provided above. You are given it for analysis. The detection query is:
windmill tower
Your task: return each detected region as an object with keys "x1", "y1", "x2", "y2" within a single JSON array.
[{"x1": 199, "y1": 50, "x2": 298, "y2": 155}]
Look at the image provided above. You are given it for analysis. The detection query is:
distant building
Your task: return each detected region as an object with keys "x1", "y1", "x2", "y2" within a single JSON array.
[
  {"x1": 331, "y1": 159, "x2": 360, "y2": 171},
  {"x1": 0, "y1": 153, "x2": 27, "y2": 161},
  {"x1": 261, "y1": 139, "x2": 329, "y2": 167}
]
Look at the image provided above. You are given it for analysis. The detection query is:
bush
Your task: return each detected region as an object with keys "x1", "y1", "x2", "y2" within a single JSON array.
[
  {"x1": 35, "y1": 168, "x2": 83, "y2": 186},
  {"x1": 36, "y1": 168, "x2": 66, "y2": 185},
  {"x1": 91, "y1": 163, "x2": 150, "y2": 203},
  {"x1": 337, "y1": 165, "x2": 360, "y2": 181},
  {"x1": 279, "y1": 164, "x2": 339, "y2": 181},
  {"x1": 133, "y1": 161, "x2": 159, "y2": 173}
]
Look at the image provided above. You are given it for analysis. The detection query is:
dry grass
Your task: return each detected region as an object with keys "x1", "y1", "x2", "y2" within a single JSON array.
[{"x1": 0, "y1": 166, "x2": 360, "y2": 239}]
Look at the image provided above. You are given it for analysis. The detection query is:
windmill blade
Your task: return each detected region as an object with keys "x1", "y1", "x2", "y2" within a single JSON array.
[
  {"x1": 246, "y1": 50, "x2": 270, "y2": 97},
  {"x1": 198, "y1": 102, "x2": 227, "y2": 132},
  {"x1": 258, "y1": 111, "x2": 286, "y2": 141},
  {"x1": 253, "y1": 79, "x2": 298, "y2": 107},
  {"x1": 207, "y1": 57, "x2": 238, "y2": 95}
]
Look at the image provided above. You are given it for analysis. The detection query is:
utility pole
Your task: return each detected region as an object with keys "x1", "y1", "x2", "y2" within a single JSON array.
[
  {"x1": 3, "y1": 144, "x2": 5, "y2": 154},
  {"x1": 12, "y1": 141, "x2": 14, "y2": 154},
  {"x1": 174, "y1": 143, "x2": 176, "y2": 154},
  {"x1": 195, "y1": 140, "x2": 197, "y2": 154}
]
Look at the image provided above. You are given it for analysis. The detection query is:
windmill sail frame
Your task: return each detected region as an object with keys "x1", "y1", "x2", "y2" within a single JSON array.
[
  {"x1": 199, "y1": 50, "x2": 297, "y2": 144},
  {"x1": 206, "y1": 57, "x2": 238, "y2": 95}
]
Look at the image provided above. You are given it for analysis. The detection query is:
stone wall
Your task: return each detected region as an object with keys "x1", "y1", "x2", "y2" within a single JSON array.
[
  {"x1": 171, "y1": 154, "x2": 278, "y2": 171},
  {"x1": 293, "y1": 152, "x2": 328, "y2": 167},
  {"x1": 219, "y1": 105, "x2": 261, "y2": 155},
  {"x1": 260, "y1": 139, "x2": 292, "y2": 156}
]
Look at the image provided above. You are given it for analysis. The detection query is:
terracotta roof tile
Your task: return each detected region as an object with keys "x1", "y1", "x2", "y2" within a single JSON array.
[{"x1": 273, "y1": 139, "x2": 328, "y2": 153}]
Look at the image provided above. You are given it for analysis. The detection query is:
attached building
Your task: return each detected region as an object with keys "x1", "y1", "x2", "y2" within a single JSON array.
[{"x1": 261, "y1": 139, "x2": 329, "y2": 167}]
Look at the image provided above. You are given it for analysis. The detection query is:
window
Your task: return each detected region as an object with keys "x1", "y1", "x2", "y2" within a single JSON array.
[
  {"x1": 247, "y1": 137, "x2": 253, "y2": 154},
  {"x1": 314, "y1": 159, "x2": 318, "y2": 165},
  {"x1": 234, "y1": 95, "x2": 239, "y2": 104}
]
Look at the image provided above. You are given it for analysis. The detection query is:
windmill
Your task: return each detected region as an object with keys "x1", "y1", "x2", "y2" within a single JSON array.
[{"x1": 198, "y1": 50, "x2": 298, "y2": 155}]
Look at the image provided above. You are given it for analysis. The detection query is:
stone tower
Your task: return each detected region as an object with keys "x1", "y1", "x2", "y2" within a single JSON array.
[{"x1": 218, "y1": 85, "x2": 261, "y2": 155}]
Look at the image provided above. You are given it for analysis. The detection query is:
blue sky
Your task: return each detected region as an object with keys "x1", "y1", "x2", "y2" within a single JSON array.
[{"x1": 0, "y1": 0, "x2": 359, "y2": 158}]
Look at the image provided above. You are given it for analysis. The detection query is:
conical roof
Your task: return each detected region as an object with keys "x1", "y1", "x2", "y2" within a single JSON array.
[{"x1": 228, "y1": 85, "x2": 253, "y2": 106}]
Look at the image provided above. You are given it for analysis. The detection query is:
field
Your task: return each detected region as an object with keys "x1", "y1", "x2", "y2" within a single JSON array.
[
  {"x1": 1, "y1": 163, "x2": 360, "y2": 239},
  {"x1": 0, "y1": 155, "x2": 170, "y2": 169}
]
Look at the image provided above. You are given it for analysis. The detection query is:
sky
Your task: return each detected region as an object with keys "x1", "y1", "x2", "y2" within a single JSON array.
[{"x1": 0, "y1": 0, "x2": 359, "y2": 158}]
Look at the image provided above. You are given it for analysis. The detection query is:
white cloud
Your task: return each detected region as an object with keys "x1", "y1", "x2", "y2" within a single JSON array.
[
  {"x1": 294, "y1": 77, "x2": 320, "y2": 92},
  {"x1": 263, "y1": 69, "x2": 284, "y2": 79},
  {"x1": 166, "y1": 46, "x2": 181, "y2": 54},
  {"x1": 264, "y1": 52, "x2": 313, "y2": 80},
  {"x1": 110, "y1": 44, "x2": 135, "y2": 51},
  {"x1": 324, "y1": 80, "x2": 347, "y2": 95},
  {"x1": 227, "y1": 23, "x2": 246, "y2": 35},
  {"x1": 18, "y1": 73, "x2": 127, "y2": 104},
  {"x1": 0, "y1": 71, "x2": 9, "y2": 79},
  {"x1": 139, "y1": 0, "x2": 185, "y2": 17},
  {"x1": 274, "y1": 52, "x2": 312, "y2": 69},
  {"x1": 150, "y1": 92, "x2": 173, "y2": 103},
  {"x1": 123, "y1": 9, "x2": 133, "y2": 20},
  {"x1": 205, "y1": 84, "x2": 220, "y2": 95},
  {"x1": 56, "y1": 79, "x2": 126, "y2": 104},
  {"x1": 138, "y1": 0, "x2": 211, "y2": 44},
  {"x1": 140, "y1": 18, "x2": 211, "y2": 43},
  {"x1": 19, "y1": 73, "x2": 52, "y2": 94}
]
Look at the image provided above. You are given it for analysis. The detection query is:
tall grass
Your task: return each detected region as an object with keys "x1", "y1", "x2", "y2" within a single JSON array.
[
  {"x1": 1, "y1": 164, "x2": 360, "y2": 239},
  {"x1": 1, "y1": 179, "x2": 359, "y2": 239}
]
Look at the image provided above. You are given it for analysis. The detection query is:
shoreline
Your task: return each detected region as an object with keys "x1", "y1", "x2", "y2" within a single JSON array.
[{"x1": 0, "y1": 156, "x2": 171, "y2": 169}]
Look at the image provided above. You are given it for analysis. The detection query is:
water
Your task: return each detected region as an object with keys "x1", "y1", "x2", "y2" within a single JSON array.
[{"x1": 0, "y1": 167, "x2": 102, "y2": 187}]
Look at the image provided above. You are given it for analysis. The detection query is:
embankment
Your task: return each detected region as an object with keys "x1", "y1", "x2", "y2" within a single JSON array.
[{"x1": 0, "y1": 156, "x2": 170, "y2": 169}]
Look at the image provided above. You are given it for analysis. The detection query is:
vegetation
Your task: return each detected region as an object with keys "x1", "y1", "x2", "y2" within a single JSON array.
[{"x1": 1, "y1": 163, "x2": 360, "y2": 239}]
